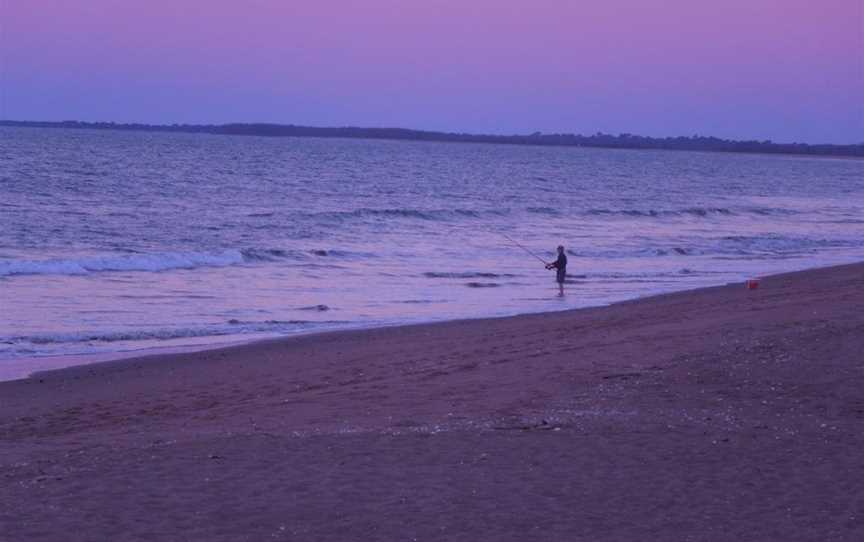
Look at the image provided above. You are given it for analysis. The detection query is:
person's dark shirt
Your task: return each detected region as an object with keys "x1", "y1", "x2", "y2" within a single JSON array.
[{"x1": 553, "y1": 252, "x2": 567, "y2": 270}]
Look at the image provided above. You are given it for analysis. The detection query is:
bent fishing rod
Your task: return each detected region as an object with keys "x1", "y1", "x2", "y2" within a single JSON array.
[{"x1": 498, "y1": 232, "x2": 548, "y2": 265}]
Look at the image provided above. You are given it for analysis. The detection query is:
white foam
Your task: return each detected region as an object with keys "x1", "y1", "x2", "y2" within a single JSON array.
[
  {"x1": 0, "y1": 319, "x2": 355, "y2": 349},
  {"x1": 0, "y1": 250, "x2": 246, "y2": 277}
]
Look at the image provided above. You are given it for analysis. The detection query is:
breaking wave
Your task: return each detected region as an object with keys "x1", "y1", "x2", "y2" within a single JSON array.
[
  {"x1": 3, "y1": 319, "x2": 348, "y2": 346},
  {"x1": 0, "y1": 250, "x2": 248, "y2": 277},
  {"x1": 0, "y1": 247, "x2": 371, "y2": 277}
]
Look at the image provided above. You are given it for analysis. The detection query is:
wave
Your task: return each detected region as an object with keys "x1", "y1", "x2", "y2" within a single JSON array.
[
  {"x1": 307, "y1": 249, "x2": 375, "y2": 258},
  {"x1": 308, "y1": 205, "x2": 804, "y2": 221},
  {"x1": 525, "y1": 206, "x2": 562, "y2": 216},
  {"x1": 423, "y1": 271, "x2": 516, "y2": 279},
  {"x1": 0, "y1": 250, "x2": 247, "y2": 277},
  {"x1": 586, "y1": 269, "x2": 718, "y2": 279},
  {"x1": 0, "y1": 247, "x2": 372, "y2": 277},
  {"x1": 584, "y1": 206, "x2": 801, "y2": 219},
  {"x1": 226, "y1": 319, "x2": 337, "y2": 326},
  {"x1": 576, "y1": 235, "x2": 863, "y2": 260},
  {"x1": 587, "y1": 207, "x2": 733, "y2": 218},
  {"x1": 3, "y1": 320, "x2": 348, "y2": 346},
  {"x1": 307, "y1": 207, "x2": 509, "y2": 222},
  {"x1": 715, "y1": 235, "x2": 861, "y2": 255},
  {"x1": 572, "y1": 246, "x2": 702, "y2": 259},
  {"x1": 238, "y1": 248, "x2": 300, "y2": 262},
  {"x1": 652, "y1": 247, "x2": 697, "y2": 256},
  {"x1": 742, "y1": 207, "x2": 801, "y2": 216},
  {"x1": 298, "y1": 304, "x2": 331, "y2": 311}
]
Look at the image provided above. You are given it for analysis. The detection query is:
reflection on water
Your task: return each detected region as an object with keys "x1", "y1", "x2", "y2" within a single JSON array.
[{"x1": 1, "y1": 126, "x2": 862, "y2": 362}]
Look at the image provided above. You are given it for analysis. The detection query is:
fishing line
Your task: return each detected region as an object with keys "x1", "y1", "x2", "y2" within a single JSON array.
[{"x1": 497, "y1": 232, "x2": 548, "y2": 265}]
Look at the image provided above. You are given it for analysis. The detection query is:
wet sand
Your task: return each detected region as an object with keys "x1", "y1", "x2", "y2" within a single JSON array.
[{"x1": 1, "y1": 263, "x2": 863, "y2": 541}]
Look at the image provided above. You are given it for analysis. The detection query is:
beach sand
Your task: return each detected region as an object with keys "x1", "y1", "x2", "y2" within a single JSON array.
[{"x1": 1, "y1": 263, "x2": 862, "y2": 541}]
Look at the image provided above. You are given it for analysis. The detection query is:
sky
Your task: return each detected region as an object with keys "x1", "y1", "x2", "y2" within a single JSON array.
[{"x1": 1, "y1": 0, "x2": 862, "y2": 143}]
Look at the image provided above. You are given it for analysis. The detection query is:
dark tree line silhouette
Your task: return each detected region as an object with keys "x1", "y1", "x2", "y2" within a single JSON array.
[{"x1": 2, "y1": 120, "x2": 861, "y2": 157}]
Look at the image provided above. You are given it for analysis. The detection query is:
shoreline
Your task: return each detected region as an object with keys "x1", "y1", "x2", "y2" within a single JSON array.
[
  {"x1": 0, "y1": 275, "x2": 742, "y2": 382},
  {"x1": 3, "y1": 261, "x2": 862, "y2": 540},
  {"x1": 0, "y1": 339, "x2": 256, "y2": 383},
  {"x1": 0, "y1": 260, "x2": 853, "y2": 382}
]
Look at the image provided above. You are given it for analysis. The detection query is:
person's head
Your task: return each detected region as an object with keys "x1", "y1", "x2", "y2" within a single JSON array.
[{"x1": 557, "y1": 245, "x2": 564, "y2": 253}]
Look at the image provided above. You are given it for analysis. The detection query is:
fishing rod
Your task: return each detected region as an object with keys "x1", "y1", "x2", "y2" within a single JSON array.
[{"x1": 498, "y1": 232, "x2": 548, "y2": 265}]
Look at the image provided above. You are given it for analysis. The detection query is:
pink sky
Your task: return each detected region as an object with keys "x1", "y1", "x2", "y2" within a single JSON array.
[{"x1": 1, "y1": 0, "x2": 861, "y2": 142}]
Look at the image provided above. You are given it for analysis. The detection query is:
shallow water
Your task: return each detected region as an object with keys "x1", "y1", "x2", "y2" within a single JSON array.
[{"x1": 1, "y1": 126, "x2": 862, "y2": 362}]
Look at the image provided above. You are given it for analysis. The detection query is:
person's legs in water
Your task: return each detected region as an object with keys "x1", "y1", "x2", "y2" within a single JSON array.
[{"x1": 556, "y1": 269, "x2": 565, "y2": 297}]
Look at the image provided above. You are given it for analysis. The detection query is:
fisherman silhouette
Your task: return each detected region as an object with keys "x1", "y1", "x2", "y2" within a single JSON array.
[{"x1": 545, "y1": 245, "x2": 567, "y2": 297}]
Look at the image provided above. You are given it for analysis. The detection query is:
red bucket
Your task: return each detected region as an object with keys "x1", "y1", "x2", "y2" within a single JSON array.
[{"x1": 746, "y1": 279, "x2": 760, "y2": 290}]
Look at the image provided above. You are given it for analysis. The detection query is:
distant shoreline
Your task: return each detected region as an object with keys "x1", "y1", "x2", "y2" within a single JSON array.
[{"x1": 3, "y1": 119, "x2": 862, "y2": 157}]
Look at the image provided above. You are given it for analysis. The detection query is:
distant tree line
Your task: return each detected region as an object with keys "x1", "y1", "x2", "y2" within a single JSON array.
[{"x1": 2, "y1": 120, "x2": 862, "y2": 157}]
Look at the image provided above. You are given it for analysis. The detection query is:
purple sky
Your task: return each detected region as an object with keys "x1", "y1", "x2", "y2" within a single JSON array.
[{"x1": 2, "y1": 0, "x2": 862, "y2": 143}]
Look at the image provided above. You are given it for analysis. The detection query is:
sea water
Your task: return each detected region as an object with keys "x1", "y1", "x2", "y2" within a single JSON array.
[{"x1": 1, "y1": 126, "x2": 862, "y2": 372}]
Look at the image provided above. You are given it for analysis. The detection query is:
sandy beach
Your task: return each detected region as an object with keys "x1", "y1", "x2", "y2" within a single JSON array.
[{"x1": 1, "y1": 263, "x2": 862, "y2": 541}]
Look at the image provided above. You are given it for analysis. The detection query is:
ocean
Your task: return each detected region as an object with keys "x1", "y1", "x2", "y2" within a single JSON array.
[{"x1": 1, "y1": 126, "x2": 862, "y2": 375}]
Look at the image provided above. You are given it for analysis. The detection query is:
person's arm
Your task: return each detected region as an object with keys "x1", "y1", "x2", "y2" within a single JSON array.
[{"x1": 546, "y1": 252, "x2": 566, "y2": 269}]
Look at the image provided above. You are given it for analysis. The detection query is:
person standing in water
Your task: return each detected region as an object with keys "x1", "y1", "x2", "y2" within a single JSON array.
[{"x1": 545, "y1": 245, "x2": 567, "y2": 297}]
